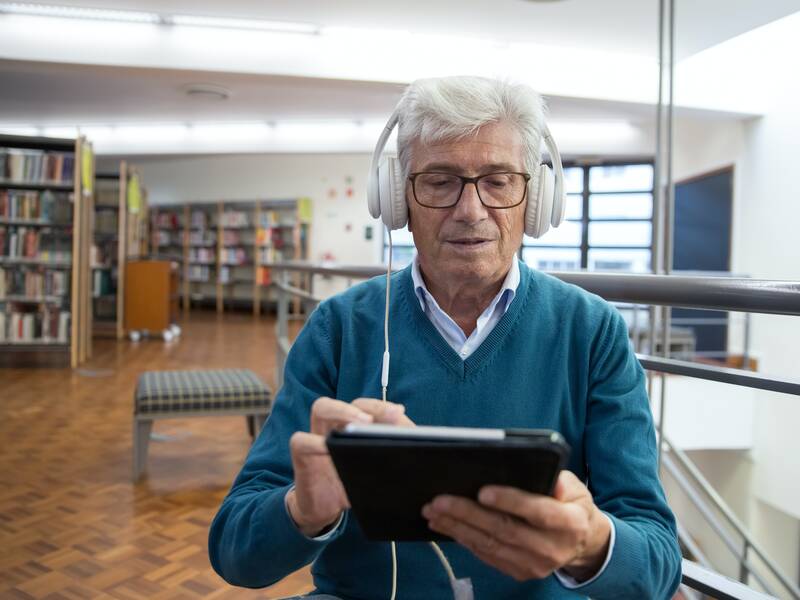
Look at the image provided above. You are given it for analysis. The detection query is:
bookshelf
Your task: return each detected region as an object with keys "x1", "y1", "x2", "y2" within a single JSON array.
[
  {"x1": 186, "y1": 203, "x2": 216, "y2": 310},
  {"x1": 150, "y1": 203, "x2": 187, "y2": 310},
  {"x1": 218, "y1": 201, "x2": 255, "y2": 314},
  {"x1": 0, "y1": 134, "x2": 94, "y2": 368},
  {"x1": 149, "y1": 198, "x2": 310, "y2": 315},
  {"x1": 91, "y1": 161, "x2": 147, "y2": 339}
]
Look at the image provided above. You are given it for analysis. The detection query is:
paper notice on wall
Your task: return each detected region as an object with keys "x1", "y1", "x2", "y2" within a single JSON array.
[
  {"x1": 298, "y1": 197, "x2": 312, "y2": 223},
  {"x1": 127, "y1": 174, "x2": 142, "y2": 214}
]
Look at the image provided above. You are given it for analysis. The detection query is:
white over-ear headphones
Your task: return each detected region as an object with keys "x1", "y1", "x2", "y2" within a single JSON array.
[{"x1": 367, "y1": 108, "x2": 567, "y2": 239}]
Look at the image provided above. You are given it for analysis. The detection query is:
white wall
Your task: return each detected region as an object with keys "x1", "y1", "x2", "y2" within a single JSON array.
[{"x1": 665, "y1": 19, "x2": 800, "y2": 590}]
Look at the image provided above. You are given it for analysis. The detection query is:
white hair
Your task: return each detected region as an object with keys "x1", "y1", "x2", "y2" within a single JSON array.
[{"x1": 396, "y1": 76, "x2": 548, "y2": 182}]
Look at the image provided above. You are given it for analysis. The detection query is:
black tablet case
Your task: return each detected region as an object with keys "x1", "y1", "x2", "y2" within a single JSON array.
[{"x1": 327, "y1": 428, "x2": 570, "y2": 541}]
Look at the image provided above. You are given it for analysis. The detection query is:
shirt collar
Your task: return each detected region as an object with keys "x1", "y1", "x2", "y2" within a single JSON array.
[{"x1": 411, "y1": 256, "x2": 520, "y2": 314}]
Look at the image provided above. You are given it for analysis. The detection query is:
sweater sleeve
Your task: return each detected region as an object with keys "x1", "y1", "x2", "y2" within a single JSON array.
[
  {"x1": 208, "y1": 303, "x2": 346, "y2": 588},
  {"x1": 568, "y1": 308, "x2": 682, "y2": 599}
]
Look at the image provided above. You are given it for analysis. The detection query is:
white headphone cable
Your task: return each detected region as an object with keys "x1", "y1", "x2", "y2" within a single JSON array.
[{"x1": 382, "y1": 228, "x2": 397, "y2": 600}]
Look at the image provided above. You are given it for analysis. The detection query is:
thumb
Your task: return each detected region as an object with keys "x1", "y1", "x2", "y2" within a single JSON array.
[{"x1": 553, "y1": 470, "x2": 584, "y2": 502}]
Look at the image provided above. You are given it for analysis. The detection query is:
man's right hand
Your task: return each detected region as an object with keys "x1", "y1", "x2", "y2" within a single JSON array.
[{"x1": 287, "y1": 397, "x2": 413, "y2": 537}]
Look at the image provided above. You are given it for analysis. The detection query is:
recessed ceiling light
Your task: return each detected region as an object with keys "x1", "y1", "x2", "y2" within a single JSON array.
[{"x1": 182, "y1": 83, "x2": 231, "y2": 101}]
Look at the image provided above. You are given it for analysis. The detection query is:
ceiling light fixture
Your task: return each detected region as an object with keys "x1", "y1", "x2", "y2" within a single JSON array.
[
  {"x1": 170, "y1": 13, "x2": 318, "y2": 34},
  {"x1": 0, "y1": 2, "x2": 160, "y2": 23}
]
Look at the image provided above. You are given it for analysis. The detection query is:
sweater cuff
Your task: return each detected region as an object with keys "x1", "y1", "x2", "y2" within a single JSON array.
[
  {"x1": 282, "y1": 485, "x2": 348, "y2": 543},
  {"x1": 555, "y1": 512, "x2": 615, "y2": 589},
  {"x1": 557, "y1": 512, "x2": 648, "y2": 599}
]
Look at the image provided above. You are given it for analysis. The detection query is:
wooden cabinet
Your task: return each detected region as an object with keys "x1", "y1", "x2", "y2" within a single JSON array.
[{"x1": 124, "y1": 260, "x2": 178, "y2": 334}]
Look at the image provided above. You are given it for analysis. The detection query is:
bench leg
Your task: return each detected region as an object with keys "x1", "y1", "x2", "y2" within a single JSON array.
[
  {"x1": 133, "y1": 418, "x2": 153, "y2": 482},
  {"x1": 247, "y1": 413, "x2": 268, "y2": 440}
]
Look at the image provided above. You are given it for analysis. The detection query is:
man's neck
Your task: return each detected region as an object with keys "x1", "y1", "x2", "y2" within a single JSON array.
[{"x1": 418, "y1": 262, "x2": 511, "y2": 337}]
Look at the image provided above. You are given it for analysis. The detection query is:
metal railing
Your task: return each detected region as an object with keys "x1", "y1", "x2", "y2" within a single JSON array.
[{"x1": 267, "y1": 261, "x2": 800, "y2": 599}]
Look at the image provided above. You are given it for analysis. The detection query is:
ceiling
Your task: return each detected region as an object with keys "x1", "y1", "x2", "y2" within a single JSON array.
[
  {"x1": 0, "y1": 0, "x2": 795, "y2": 154},
  {"x1": 19, "y1": 0, "x2": 800, "y2": 60}
]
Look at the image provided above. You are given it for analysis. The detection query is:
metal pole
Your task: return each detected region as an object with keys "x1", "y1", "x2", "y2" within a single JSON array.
[
  {"x1": 742, "y1": 312, "x2": 752, "y2": 370},
  {"x1": 740, "y1": 540, "x2": 750, "y2": 585}
]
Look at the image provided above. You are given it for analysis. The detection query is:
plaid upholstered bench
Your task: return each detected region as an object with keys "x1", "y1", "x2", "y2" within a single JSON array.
[{"x1": 133, "y1": 369, "x2": 272, "y2": 481}]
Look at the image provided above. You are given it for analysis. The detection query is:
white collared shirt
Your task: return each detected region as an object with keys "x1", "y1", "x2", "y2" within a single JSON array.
[{"x1": 411, "y1": 257, "x2": 520, "y2": 360}]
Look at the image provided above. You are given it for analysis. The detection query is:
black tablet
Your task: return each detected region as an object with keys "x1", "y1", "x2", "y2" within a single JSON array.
[{"x1": 326, "y1": 424, "x2": 570, "y2": 541}]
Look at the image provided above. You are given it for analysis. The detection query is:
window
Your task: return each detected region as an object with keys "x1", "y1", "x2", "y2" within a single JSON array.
[
  {"x1": 384, "y1": 161, "x2": 654, "y2": 273},
  {"x1": 521, "y1": 162, "x2": 653, "y2": 272}
]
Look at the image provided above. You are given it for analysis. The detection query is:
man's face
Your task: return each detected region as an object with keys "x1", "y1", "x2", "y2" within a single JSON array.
[{"x1": 406, "y1": 120, "x2": 527, "y2": 288}]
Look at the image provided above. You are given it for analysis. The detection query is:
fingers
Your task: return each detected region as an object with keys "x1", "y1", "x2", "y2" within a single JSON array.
[
  {"x1": 289, "y1": 431, "x2": 328, "y2": 456},
  {"x1": 424, "y1": 508, "x2": 559, "y2": 581},
  {"x1": 310, "y1": 397, "x2": 374, "y2": 435},
  {"x1": 351, "y1": 398, "x2": 414, "y2": 426},
  {"x1": 310, "y1": 397, "x2": 412, "y2": 435},
  {"x1": 478, "y1": 485, "x2": 583, "y2": 532}
]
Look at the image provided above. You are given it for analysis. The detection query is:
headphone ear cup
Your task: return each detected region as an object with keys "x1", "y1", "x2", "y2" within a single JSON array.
[
  {"x1": 526, "y1": 164, "x2": 554, "y2": 238},
  {"x1": 378, "y1": 157, "x2": 408, "y2": 230}
]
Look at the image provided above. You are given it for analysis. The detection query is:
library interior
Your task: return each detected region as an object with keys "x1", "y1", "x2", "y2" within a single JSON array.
[{"x1": 1, "y1": 1, "x2": 799, "y2": 599}]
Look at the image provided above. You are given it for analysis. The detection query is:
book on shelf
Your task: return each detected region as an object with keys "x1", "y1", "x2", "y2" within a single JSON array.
[
  {"x1": 222, "y1": 230, "x2": 242, "y2": 245},
  {"x1": 220, "y1": 247, "x2": 247, "y2": 265},
  {"x1": 1, "y1": 305, "x2": 70, "y2": 343},
  {"x1": 0, "y1": 190, "x2": 73, "y2": 223},
  {"x1": 189, "y1": 247, "x2": 215, "y2": 263},
  {"x1": 190, "y1": 209, "x2": 208, "y2": 229},
  {"x1": 92, "y1": 269, "x2": 114, "y2": 297},
  {"x1": 0, "y1": 266, "x2": 69, "y2": 297},
  {"x1": 188, "y1": 265, "x2": 211, "y2": 282},
  {"x1": 0, "y1": 148, "x2": 74, "y2": 185},
  {"x1": 220, "y1": 210, "x2": 249, "y2": 228},
  {"x1": 155, "y1": 211, "x2": 181, "y2": 229},
  {"x1": 1, "y1": 225, "x2": 74, "y2": 261},
  {"x1": 189, "y1": 230, "x2": 215, "y2": 245},
  {"x1": 256, "y1": 266, "x2": 272, "y2": 286},
  {"x1": 94, "y1": 208, "x2": 118, "y2": 235}
]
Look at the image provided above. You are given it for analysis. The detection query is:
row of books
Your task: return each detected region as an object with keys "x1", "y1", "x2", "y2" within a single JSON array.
[
  {"x1": 220, "y1": 211, "x2": 249, "y2": 228},
  {"x1": 92, "y1": 269, "x2": 114, "y2": 297},
  {"x1": 94, "y1": 209, "x2": 118, "y2": 235},
  {"x1": 189, "y1": 230, "x2": 215, "y2": 245},
  {"x1": 0, "y1": 148, "x2": 75, "y2": 185},
  {"x1": 0, "y1": 226, "x2": 72, "y2": 259},
  {"x1": 255, "y1": 227, "x2": 292, "y2": 249},
  {"x1": 259, "y1": 211, "x2": 294, "y2": 227},
  {"x1": 258, "y1": 246, "x2": 292, "y2": 263},
  {"x1": 155, "y1": 230, "x2": 179, "y2": 247},
  {"x1": 0, "y1": 267, "x2": 69, "y2": 298},
  {"x1": 190, "y1": 210, "x2": 208, "y2": 229},
  {"x1": 0, "y1": 307, "x2": 70, "y2": 343},
  {"x1": 189, "y1": 247, "x2": 215, "y2": 264},
  {"x1": 155, "y1": 211, "x2": 181, "y2": 229},
  {"x1": 188, "y1": 265, "x2": 211, "y2": 282},
  {"x1": 220, "y1": 247, "x2": 248, "y2": 265},
  {"x1": 256, "y1": 266, "x2": 272, "y2": 286},
  {"x1": 0, "y1": 189, "x2": 72, "y2": 223},
  {"x1": 222, "y1": 230, "x2": 243, "y2": 245}
]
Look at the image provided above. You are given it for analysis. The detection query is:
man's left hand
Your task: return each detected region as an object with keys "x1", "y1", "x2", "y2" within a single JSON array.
[{"x1": 422, "y1": 470, "x2": 611, "y2": 583}]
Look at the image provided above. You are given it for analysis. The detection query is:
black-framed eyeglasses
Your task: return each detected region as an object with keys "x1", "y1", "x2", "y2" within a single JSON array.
[{"x1": 408, "y1": 171, "x2": 531, "y2": 209}]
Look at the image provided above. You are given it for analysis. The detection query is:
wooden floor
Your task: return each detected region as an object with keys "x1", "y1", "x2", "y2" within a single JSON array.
[{"x1": 0, "y1": 312, "x2": 313, "y2": 599}]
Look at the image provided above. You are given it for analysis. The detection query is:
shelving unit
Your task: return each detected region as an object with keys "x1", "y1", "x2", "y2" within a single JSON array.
[
  {"x1": 0, "y1": 134, "x2": 94, "y2": 367},
  {"x1": 186, "y1": 203, "x2": 216, "y2": 310},
  {"x1": 149, "y1": 198, "x2": 310, "y2": 315},
  {"x1": 218, "y1": 201, "x2": 255, "y2": 313},
  {"x1": 150, "y1": 203, "x2": 187, "y2": 310}
]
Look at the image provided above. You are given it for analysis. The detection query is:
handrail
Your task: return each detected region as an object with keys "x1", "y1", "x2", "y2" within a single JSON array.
[
  {"x1": 637, "y1": 355, "x2": 800, "y2": 397},
  {"x1": 681, "y1": 560, "x2": 777, "y2": 600},
  {"x1": 263, "y1": 261, "x2": 800, "y2": 316},
  {"x1": 663, "y1": 437, "x2": 800, "y2": 598}
]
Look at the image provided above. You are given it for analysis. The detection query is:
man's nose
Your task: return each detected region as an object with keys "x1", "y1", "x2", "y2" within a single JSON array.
[{"x1": 452, "y1": 181, "x2": 488, "y2": 222}]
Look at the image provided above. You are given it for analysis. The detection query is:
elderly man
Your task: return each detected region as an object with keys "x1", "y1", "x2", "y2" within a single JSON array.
[{"x1": 209, "y1": 77, "x2": 681, "y2": 599}]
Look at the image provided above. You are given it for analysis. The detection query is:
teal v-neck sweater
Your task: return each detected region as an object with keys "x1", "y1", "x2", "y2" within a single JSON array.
[{"x1": 209, "y1": 263, "x2": 681, "y2": 599}]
